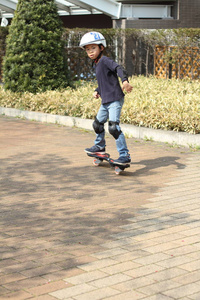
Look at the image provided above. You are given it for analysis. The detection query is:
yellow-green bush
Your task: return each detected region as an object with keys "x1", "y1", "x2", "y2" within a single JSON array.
[
  {"x1": 123, "y1": 76, "x2": 200, "y2": 134},
  {"x1": 0, "y1": 76, "x2": 199, "y2": 134}
]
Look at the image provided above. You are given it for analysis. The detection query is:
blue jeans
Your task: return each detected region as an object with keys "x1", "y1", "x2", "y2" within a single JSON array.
[{"x1": 95, "y1": 98, "x2": 130, "y2": 157}]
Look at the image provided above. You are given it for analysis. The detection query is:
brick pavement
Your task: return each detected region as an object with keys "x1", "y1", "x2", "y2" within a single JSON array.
[{"x1": 0, "y1": 115, "x2": 200, "y2": 300}]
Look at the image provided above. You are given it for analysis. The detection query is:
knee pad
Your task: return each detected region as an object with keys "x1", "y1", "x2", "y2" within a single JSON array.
[
  {"x1": 108, "y1": 121, "x2": 122, "y2": 139},
  {"x1": 93, "y1": 117, "x2": 104, "y2": 134}
]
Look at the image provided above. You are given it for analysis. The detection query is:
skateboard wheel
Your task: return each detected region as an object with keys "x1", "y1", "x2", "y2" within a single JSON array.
[
  {"x1": 115, "y1": 166, "x2": 122, "y2": 175},
  {"x1": 93, "y1": 158, "x2": 101, "y2": 166}
]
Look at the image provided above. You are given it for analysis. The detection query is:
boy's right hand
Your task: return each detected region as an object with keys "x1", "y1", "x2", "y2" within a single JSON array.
[
  {"x1": 122, "y1": 80, "x2": 133, "y2": 93},
  {"x1": 93, "y1": 91, "x2": 100, "y2": 99}
]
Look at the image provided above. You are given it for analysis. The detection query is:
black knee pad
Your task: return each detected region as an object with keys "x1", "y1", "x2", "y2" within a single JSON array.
[
  {"x1": 93, "y1": 117, "x2": 104, "y2": 134},
  {"x1": 108, "y1": 121, "x2": 122, "y2": 139}
]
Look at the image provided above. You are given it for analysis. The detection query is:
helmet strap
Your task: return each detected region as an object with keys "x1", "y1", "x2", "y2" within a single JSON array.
[
  {"x1": 94, "y1": 52, "x2": 103, "y2": 64},
  {"x1": 93, "y1": 44, "x2": 104, "y2": 64}
]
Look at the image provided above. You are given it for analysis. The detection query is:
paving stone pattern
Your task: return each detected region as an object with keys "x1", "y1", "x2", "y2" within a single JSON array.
[{"x1": 0, "y1": 115, "x2": 200, "y2": 300}]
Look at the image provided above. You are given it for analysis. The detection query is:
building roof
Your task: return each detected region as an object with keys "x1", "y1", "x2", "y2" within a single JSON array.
[
  {"x1": 0, "y1": 0, "x2": 121, "y2": 19},
  {"x1": 0, "y1": 0, "x2": 173, "y2": 20}
]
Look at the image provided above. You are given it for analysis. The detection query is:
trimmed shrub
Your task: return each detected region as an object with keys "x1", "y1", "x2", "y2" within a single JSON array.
[
  {"x1": 2, "y1": 0, "x2": 70, "y2": 93},
  {"x1": 0, "y1": 27, "x2": 8, "y2": 82}
]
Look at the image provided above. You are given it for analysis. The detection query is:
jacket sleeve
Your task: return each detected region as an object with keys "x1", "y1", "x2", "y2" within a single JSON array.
[
  {"x1": 116, "y1": 65, "x2": 129, "y2": 83},
  {"x1": 106, "y1": 57, "x2": 128, "y2": 83},
  {"x1": 95, "y1": 87, "x2": 100, "y2": 94}
]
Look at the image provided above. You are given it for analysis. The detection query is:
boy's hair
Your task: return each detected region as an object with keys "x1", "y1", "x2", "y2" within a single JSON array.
[{"x1": 97, "y1": 44, "x2": 104, "y2": 50}]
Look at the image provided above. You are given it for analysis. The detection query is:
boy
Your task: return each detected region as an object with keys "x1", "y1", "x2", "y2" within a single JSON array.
[{"x1": 80, "y1": 31, "x2": 133, "y2": 164}]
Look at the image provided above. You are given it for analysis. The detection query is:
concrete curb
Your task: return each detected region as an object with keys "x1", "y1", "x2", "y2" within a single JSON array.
[{"x1": 1, "y1": 106, "x2": 200, "y2": 148}]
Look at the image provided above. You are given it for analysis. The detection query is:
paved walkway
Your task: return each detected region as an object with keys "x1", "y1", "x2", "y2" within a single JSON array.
[{"x1": 0, "y1": 115, "x2": 200, "y2": 300}]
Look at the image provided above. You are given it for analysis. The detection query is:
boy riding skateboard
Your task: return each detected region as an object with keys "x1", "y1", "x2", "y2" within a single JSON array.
[{"x1": 79, "y1": 31, "x2": 133, "y2": 166}]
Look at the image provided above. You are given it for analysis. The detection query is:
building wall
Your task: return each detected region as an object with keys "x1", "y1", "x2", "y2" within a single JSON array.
[
  {"x1": 113, "y1": 0, "x2": 200, "y2": 29},
  {"x1": 114, "y1": 18, "x2": 179, "y2": 29},
  {"x1": 178, "y1": 0, "x2": 200, "y2": 28}
]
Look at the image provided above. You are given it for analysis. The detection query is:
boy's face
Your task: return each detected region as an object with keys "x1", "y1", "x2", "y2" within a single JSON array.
[{"x1": 85, "y1": 44, "x2": 103, "y2": 60}]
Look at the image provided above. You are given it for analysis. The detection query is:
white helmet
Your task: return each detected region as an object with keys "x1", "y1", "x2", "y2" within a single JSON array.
[{"x1": 79, "y1": 31, "x2": 106, "y2": 48}]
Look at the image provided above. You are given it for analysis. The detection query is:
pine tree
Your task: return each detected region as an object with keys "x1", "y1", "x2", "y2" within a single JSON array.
[{"x1": 3, "y1": 0, "x2": 69, "y2": 93}]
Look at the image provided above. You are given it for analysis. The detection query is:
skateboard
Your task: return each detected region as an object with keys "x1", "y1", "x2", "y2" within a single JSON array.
[{"x1": 86, "y1": 152, "x2": 130, "y2": 175}]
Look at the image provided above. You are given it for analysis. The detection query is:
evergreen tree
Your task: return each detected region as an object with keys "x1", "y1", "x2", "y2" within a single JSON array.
[{"x1": 3, "y1": 0, "x2": 69, "y2": 93}]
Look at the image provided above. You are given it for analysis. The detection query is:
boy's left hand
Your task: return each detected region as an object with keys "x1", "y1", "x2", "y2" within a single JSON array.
[{"x1": 122, "y1": 80, "x2": 133, "y2": 93}]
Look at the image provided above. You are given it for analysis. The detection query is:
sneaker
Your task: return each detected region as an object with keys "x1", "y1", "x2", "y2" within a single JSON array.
[
  {"x1": 85, "y1": 145, "x2": 106, "y2": 154},
  {"x1": 113, "y1": 155, "x2": 131, "y2": 165}
]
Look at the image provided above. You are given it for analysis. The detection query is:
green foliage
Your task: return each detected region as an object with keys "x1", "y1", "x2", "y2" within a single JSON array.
[
  {"x1": 136, "y1": 28, "x2": 200, "y2": 48},
  {"x1": 1, "y1": 27, "x2": 200, "y2": 82},
  {"x1": 0, "y1": 76, "x2": 199, "y2": 134},
  {"x1": 0, "y1": 27, "x2": 8, "y2": 81},
  {"x1": 2, "y1": 0, "x2": 70, "y2": 93}
]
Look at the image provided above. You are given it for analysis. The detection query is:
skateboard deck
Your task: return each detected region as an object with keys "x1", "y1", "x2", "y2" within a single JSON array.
[{"x1": 86, "y1": 152, "x2": 130, "y2": 175}]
